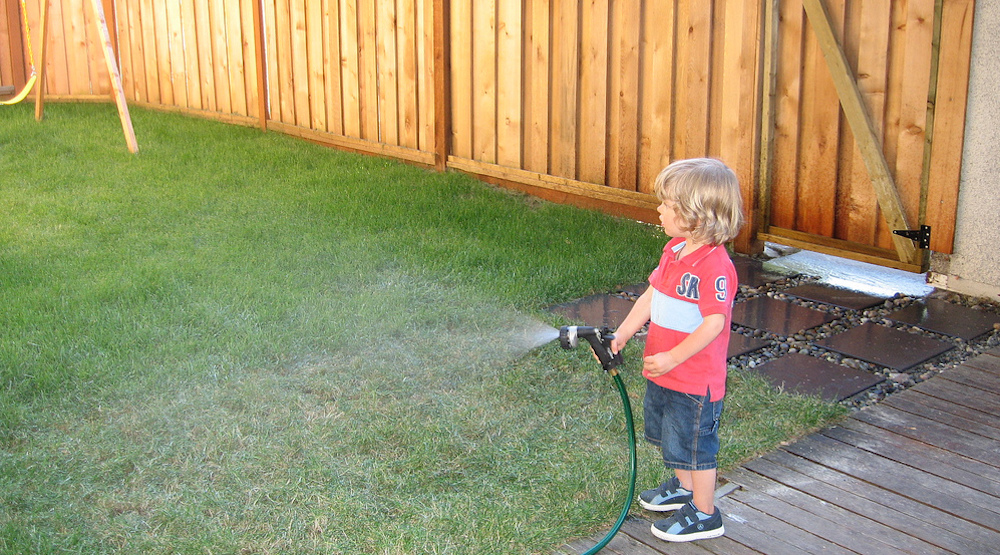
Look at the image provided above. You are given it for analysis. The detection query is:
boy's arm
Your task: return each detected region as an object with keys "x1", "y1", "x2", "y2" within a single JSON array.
[
  {"x1": 642, "y1": 313, "x2": 726, "y2": 378},
  {"x1": 611, "y1": 286, "x2": 653, "y2": 354}
]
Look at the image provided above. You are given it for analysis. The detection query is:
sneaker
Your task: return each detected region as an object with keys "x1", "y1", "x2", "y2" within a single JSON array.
[
  {"x1": 638, "y1": 476, "x2": 692, "y2": 512},
  {"x1": 650, "y1": 500, "x2": 725, "y2": 542}
]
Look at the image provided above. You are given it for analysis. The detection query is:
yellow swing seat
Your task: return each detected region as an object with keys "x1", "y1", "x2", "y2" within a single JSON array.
[
  {"x1": 1, "y1": 73, "x2": 36, "y2": 105},
  {"x1": 2, "y1": 0, "x2": 37, "y2": 106}
]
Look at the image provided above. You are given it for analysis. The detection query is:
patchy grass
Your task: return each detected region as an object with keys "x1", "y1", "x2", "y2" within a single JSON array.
[{"x1": 0, "y1": 103, "x2": 845, "y2": 554}]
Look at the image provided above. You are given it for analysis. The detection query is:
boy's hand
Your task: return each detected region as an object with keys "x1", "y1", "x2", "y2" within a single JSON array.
[
  {"x1": 642, "y1": 351, "x2": 679, "y2": 378},
  {"x1": 610, "y1": 334, "x2": 629, "y2": 356}
]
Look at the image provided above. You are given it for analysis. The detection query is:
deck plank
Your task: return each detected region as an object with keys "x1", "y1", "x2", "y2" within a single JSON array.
[
  {"x1": 743, "y1": 453, "x2": 992, "y2": 553},
  {"x1": 939, "y1": 364, "x2": 1000, "y2": 394},
  {"x1": 716, "y1": 496, "x2": 844, "y2": 555},
  {"x1": 828, "y1": 419, "x2": 1000, "y2": 496},
  {"x1": 725, "y1": 467, "x2": 946, "y2": 554},
  {"x1": 782, "y1": 432, "x2": 1000, "y2": 528},
  {"x1": 908, "y1": 374, "x2": 1000, "y2": 413},
  {"x1": 883, "y1": 388, "x2": 1000, "y2": 435},
  {"x1": 851, "y1": 402, "x2": 1000, "y2": 465},
  {"x1": 965, "y1": 349, "x2": 1000, "y2": 376}
]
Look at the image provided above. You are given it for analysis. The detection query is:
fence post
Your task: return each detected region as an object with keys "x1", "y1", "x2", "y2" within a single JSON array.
[
  {"x1": 253, "y1": 0, "x2": 268, "y2": 130},
  {"x1": 433, "y1": 0, "x2": 450, "y2": 172}
]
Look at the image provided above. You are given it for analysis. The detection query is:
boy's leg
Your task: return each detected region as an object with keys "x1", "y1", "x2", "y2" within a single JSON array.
[
  {"x1": 649, "y1": 388, "x2": 725, "y2": 541},
  {"x1": 639, "y1": 381, "x2": 694, "y2": 511},
  {"x1": 689, "y1": 468, "x2": 717, "y2": 515},
  {"x1": 673, "y1": 468, "x2": 715, "y2": 514}
]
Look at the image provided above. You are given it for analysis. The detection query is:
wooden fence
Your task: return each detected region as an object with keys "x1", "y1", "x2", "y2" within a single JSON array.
[{"x1": 1, "y1": 0, "x2": 975, "y2": 271}]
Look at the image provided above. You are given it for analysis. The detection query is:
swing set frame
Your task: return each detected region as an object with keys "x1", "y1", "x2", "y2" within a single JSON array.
[{"x1": 2, "y1": 0, "x2": 138, "y2": 153}]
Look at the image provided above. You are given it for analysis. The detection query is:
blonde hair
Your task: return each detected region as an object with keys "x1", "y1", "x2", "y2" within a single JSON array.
[{"x1": 654, "y1": 158, "x2": 745, "y2": 245}]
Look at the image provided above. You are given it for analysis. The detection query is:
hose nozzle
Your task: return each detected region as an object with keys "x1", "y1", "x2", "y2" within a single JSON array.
[{"x1": 559, "y1": 325, "x2": 624, "y2": 372}]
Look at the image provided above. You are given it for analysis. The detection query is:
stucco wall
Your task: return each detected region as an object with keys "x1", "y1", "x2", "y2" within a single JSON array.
[{"x1": 928, "y1": 0, "x2": 1000, "y2": 300}]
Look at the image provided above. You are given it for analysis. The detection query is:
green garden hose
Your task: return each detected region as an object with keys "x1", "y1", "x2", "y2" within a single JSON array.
[
  {"x1": 582, "y1": 368, "x2": 637, "y2": 555},
  {"x1": 555, "y1": 325, "x2": 636, "y2": 554}
]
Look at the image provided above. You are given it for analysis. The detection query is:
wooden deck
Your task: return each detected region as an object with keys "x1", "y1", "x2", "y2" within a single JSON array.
[{"x1": 558, "y1": 347, "x2": 1000, "y2": 554}]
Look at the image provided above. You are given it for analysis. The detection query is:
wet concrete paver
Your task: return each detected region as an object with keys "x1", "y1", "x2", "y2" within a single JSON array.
[
  {"x1": 728, "y1": 333, "x2": 771, "y2": 359},
  {"x1": 733, "y1": 256, "x2": 788, "y2": 288},
  {"x1": 731, "y1": 296, "x2": 836, "y2": 336},
  {"x1": 547, "y1": 293, "x2": 636, "y2": 330},
  {"x1": 783, "y1": 283, "x2": 887, "y2": 311},
  {"x1": 813, "y1": 322, "x2": 956, "y2": 371},
  {"x1": 887, "y1": 297, "x2": 1000, "y2": 340},
  {"x1": 752, "y1": 353, "x2": 885, "y2": 402}
]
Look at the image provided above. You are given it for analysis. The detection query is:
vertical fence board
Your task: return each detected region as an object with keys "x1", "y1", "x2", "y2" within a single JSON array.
[
  {"x1": 472, "y1": 0, "x2": 496, "y2": 163},
  {"x1": 69, "y1": 0, "x2": 93, "y2": 93},
  {"x1": 114, "y1": 0, "x2": 131, "y2": 98},
  {"x1": 45, "y1": 0, "x2": 69, "y2": 95},
  {"x1": 288, "y1": 0, "x2": 306, "y2": 124},
  {"x1": 307, "y1": 0, "x2": 325, "y2": 129},
  {"x1": 549, "y1": 0, "x2": 577, "y2": 178},
  {"x1": 181, "y1": 0, "x2": 199, "y2": 110},
  {"x1": 323, "y1": 0, "x2": 343, "y2": 134},
  {"x1": 139, "y1": 0, "x2": 160, "y2": 104},
  {"x1": 638, "y1": 0, "x2": 675, "y2": 194},
  {"x1": 397, "y1": 0, "x2": 419, "y2": 149},
  {"x1": 836, "y1": 0, "x2": 890, "y2": 246},
  {"x1": 673, "y1": 0, "x2": 713, "y2": 158},
  {"x1": 495, "y1": 0, "x2": 521, "y2": 167},
  {"x1": 239, "y1": 0, "x2": 258, "y2": 119},
  {"x1": 607, "y1": 0, "x2": 639, "y2": 190},
  {"x1": 377, "y1": 0, "x2": 399, "y2": 144},
  {"x1": 193, "y1": 0, "x2": 215, "y2": 110},
  {"x1": 165, "y1": 0, "x2": 187, "y2": 106},
  {"x1": 417, "y1": 0, "x2": 434, "y2": 151},
  {"x1": 925, "y1": 0, "x2": 973, "y2": 253},
  {"x1": 771, "y1": 0, "x2": 804, "y2": 230},
  {"x1": 1, "y1": 1, "x2": 22, "y2": 90},
  {"x1": 358, "y1": 0, "x2": 378, "y2": 140},
  {"x1": 522, "y1": 0, "x2": 549, "y2": 174},
  {"x1": 796, "y1": 0, "x2": 843, "y2": 236},
  {"x1": 893, "y1": 0, "x2": 934, "y2": 229},
  {"x1": 210, "y1": 0, "x2": 232, "y2": 114},
  {"x1": 225, "y1": 0, "x2": 247, "y2": 116},
  {"x1": 339, "y1": 0, "x2": 360, "y2": 137},
  {"x1": 577, "y1": 0, "x2": 607, "y2": 185},
  {"x1": 273, "y1": 0, "x2": 293, "y2": 121},
  {"x1": 449, "y1": 0, "x2": 471, "y2": 157},
  {"x1": 130, "y1": 0, "x2": 149, "y2": 102},
  {"x1": 151, "y1": 0, "x2": 174, "y2": 104},
  {"x1": 718, "y1": 0, "x2": 763, "y2": 244}
]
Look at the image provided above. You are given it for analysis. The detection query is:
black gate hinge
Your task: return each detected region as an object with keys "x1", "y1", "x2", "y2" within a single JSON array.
[{"x1": 893, "y1": 225, "x2": 931, "y2": 249}]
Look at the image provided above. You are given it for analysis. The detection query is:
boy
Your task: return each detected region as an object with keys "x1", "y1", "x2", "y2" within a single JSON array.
[{"x1": 611, "y1": 158, "x2": 744, "y2": 542}]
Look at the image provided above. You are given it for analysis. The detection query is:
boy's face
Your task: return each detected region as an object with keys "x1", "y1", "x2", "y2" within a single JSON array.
[{"x1": 657, "y1": 200, "x2": 689, "y2": 239}]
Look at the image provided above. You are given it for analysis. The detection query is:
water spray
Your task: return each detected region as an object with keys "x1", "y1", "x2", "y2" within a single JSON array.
[{"x1": 558, "y1": 325, "x2": 636, "y2": 555}]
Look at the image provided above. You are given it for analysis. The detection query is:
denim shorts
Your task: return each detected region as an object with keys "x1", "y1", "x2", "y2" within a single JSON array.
[{"x1": 643, "y1": 381, "x2": 723, "y2": 471}]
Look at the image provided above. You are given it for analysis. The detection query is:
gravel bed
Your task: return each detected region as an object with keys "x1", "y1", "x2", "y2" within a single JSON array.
[{"x1": 731, "y1": 272, "x2": 1000, "y2": 410}]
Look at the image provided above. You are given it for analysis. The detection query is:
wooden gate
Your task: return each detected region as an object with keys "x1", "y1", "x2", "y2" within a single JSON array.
[{"x1": 758, "y1": 0, "x2": 974, "y2": 271}]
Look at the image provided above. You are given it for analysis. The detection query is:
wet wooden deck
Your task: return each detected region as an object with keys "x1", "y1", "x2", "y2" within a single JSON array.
[{"x1": 558, "y1": 347, "x2": 1000, "y2": 554}]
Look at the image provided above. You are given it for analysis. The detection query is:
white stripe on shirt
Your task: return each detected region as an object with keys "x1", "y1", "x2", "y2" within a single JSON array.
[{"x1": 650, "y1": 287, "x2": 703, "y2": 334}]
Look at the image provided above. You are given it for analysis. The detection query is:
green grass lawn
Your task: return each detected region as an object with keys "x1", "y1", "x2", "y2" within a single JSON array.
[{"x1": 0, "y1": 103, "x2": 844, "y2": 554}]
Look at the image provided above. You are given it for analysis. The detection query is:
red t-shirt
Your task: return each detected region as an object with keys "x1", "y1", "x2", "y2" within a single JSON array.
[{"x1": 643, "y1": 237, "x2": 736, "y2": 401}]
